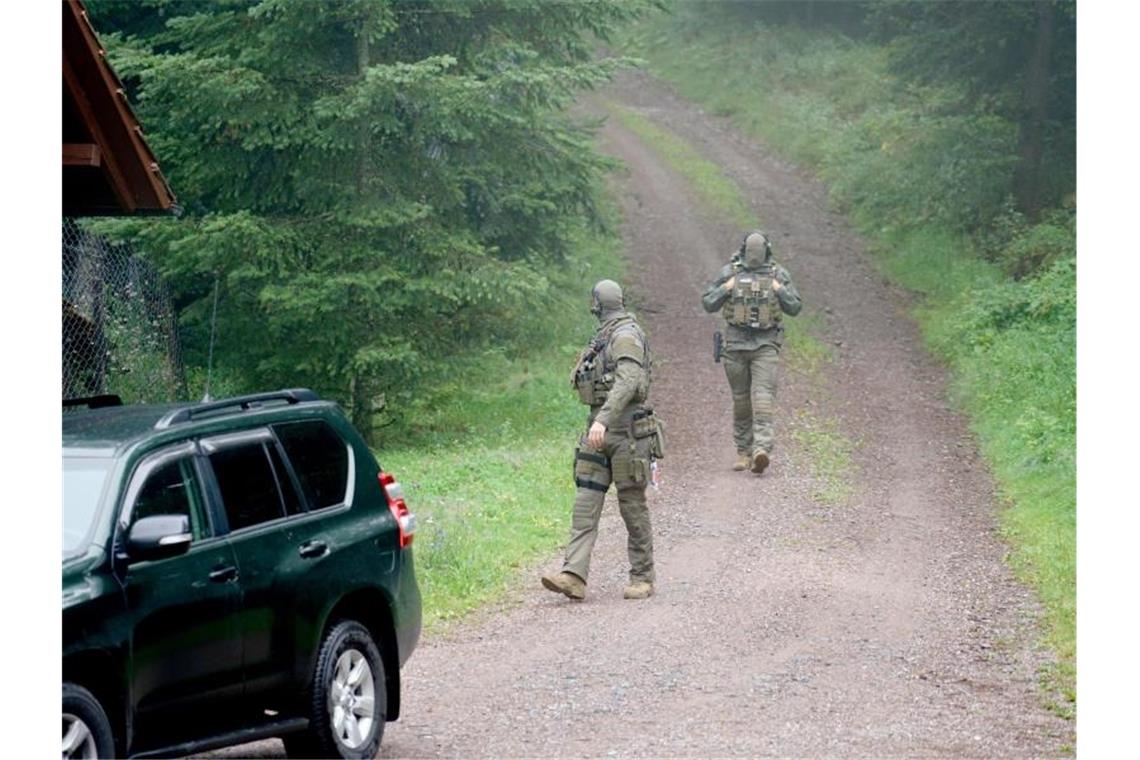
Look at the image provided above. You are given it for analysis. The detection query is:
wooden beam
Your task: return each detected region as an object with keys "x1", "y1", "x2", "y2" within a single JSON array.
[
  {"x1": 62, "y1": 0, "x2": 176, "y2": 214},
  {"x1": 63, "y1": 143, "x2": 102, "y2": 167},
  {"x1": 62, "y1": 51, "x2": 134, "y2": 212}
]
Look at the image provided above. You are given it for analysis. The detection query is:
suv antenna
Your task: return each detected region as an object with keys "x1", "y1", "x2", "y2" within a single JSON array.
[{"x1": 203, "y1": 275, "x2": 220, "y2": 403}]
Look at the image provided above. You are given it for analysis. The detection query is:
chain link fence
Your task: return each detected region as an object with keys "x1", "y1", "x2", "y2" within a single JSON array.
[{"x1": 62, "y1": 218, "x2": 186, "y2": 403}]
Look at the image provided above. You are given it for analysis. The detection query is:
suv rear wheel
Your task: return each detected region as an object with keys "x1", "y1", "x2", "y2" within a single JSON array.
[
  {"x1": 284, "y1": 620, "x2": 386, "y2": 759},
  {"x1": 62, "y1": 683, "x2": 114, "y2": 759}
]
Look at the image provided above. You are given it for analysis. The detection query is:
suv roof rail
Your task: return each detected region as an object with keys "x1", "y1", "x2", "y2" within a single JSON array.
[
  {"x1": 154, "y1": 388, "x2": 321, "y2": 429},
  {"x1": 63, "y1": 394, "x2": 123, "y2": 411}
]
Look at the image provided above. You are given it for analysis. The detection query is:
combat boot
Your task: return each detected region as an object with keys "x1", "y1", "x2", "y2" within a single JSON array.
[
  {"x1": 750, "y1": 449, "x2": 770, "y2": 474},
  {"x1": 541, "y1": 571, "x2": 586, "y2": 600},
  {"x1": 623, "y1": 581, "x2": 653, "y2": 600},
  {"x1": 733, "y1": 453, "x2": 751, "y2": 471}
]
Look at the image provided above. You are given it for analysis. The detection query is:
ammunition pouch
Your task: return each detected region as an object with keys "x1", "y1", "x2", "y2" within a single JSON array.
[
  {"x1": 575, "y1": 377, "x2": 597, "y2": 406},
  {"x1": 613, "y1": 453, "x2": 648, "y2": 488},
  {"x1": 574, "y1": 358, "x2": 615, "y2": 407},
  {"x1": 631, "y1": 408, "x2": 666, "y2": 460},
  {"x1": 573, "y1": 447, "x2": 611, "y2": 493},
  {"x1": 611, "y1": 433, "x2": 650, "y2": 488}
]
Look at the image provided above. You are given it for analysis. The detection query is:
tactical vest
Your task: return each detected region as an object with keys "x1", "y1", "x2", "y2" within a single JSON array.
[
  {"x1": 573, "y1": 316, "x2": 651, "y2": 408},
  {"x1": 722, "y1": 265, "x2": 781, "y2": 330}
]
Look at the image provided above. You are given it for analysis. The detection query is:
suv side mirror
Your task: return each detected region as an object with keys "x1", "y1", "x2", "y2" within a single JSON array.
[{"x1": 127, "y1": 515, "x2": 192, "y2": 563}]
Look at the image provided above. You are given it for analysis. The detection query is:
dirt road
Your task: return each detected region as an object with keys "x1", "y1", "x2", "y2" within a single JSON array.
[{"x1": 207, "y1": 69, "x2": 1073, "y2": 758}]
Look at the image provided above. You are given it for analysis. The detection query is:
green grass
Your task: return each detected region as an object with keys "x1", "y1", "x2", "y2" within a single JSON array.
[
  {"x1": 782, "y1": 311, "x2": 834, "y2": 382},
  {"x1": 872, "y1": 227, "x2": 1003, "y2": 301},
  {"x1": 788, "y1": 410, "x2": 855, "y2": 506},
  {"x1": 618, "y1": 12, "x2": 1075, "y2": 709},
  {"x1": 780, "y1": 306, "x2": 852, "y2": 509},
  {"x1": 379, "y1": 433, "x2": 574, "y2": 628}
]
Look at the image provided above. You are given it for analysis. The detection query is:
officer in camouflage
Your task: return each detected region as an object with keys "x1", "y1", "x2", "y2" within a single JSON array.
[
  {"x1": 541, "y1": 279, "x2": 658, "y2": 601},
  {"x1": 702, "y1": 230, "x2": 802, "y2": 474}
]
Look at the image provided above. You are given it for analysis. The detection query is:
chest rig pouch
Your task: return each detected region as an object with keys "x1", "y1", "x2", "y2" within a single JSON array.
[
  {"x1": 573, "y1": 319, "x2": 651, "y2": 407},
  {"x1": 723, "y1": 269, "x2": 781, "y2": 330},
  {"x1": 574, "y1": 353, "x2": 611, "y2": 406}
]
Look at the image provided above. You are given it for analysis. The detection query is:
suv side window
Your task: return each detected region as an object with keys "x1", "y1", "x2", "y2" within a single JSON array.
[
  {"x1": 123, "y1": 448, "x2": 208, "y2": 540},
  {"x1": 266, "y1": 442, "x2": 304, "y2": 517},
  {"x1": 209, "y1": 441, "x2": 289, "y2": 532},
  {"x1": 273, "y1": 420, "x2": 352, "y2": 510}
]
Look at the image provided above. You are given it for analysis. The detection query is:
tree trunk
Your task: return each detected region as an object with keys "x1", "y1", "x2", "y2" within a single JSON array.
[
  {"x1": 356, "y1": 15, "x2": 370, "y2": 196},
  {"x1": 349, "y1": 14, "x2": 375, "y2": 446},
  {"x1": 1015, "y1": 1, "x2": 1054, "y2": 219},
  {"x1": 350, "y1": 374, "x2": 374, "y2": 446}
]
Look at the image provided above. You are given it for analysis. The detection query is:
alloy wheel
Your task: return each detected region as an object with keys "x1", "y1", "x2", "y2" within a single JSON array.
[
  {"x1": 326, "y1": 648, "x2": 376, "y2": 750},
  {"x1": 62, "y1": 713, "x2": 98, "y2": 760}
]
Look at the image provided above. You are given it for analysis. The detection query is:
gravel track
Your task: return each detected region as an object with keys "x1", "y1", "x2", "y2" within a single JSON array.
[{"x1": 201, "y1": 69, "x2": 1073, "y2": 759}]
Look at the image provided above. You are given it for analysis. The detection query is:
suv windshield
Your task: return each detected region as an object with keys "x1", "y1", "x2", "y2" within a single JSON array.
[{"x1": 63, "y1": 456, "x2": 113, "y2": 556}]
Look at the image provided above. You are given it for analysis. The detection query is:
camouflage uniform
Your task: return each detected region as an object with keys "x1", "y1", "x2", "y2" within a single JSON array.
[
  {"x1": 543, "y1": 280, "x2": 658, "y2": 600},
  {"x1": 701, "y1": 232, "x2": 802, "y2": 470}
]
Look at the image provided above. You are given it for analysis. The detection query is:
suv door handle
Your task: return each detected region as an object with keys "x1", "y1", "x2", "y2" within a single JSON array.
[
  {"x1": 209, "y1": 565, "x2": 238, "y2": 583},
  {"x1": 298, "y1": 540, "x2": 329, "y2": 560}
]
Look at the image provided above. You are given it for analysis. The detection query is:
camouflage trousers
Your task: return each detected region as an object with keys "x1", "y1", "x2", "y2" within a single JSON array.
[
  {"x1": 563, "y1": 420, "x2": 654, "y2": 584},
  {"x1": 722, "y1": 345, "x2": 781, "y2": 456}
]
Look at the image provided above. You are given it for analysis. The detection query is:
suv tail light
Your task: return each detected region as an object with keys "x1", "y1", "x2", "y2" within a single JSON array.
[{"x1": 379, "y1": 471, "x2": 416, "y2": 548}]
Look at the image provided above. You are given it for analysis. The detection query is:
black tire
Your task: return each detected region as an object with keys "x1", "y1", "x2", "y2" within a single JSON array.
[
  {"x1": 285, "y1": 620, "x2": 386, "y2": 759},
  {"x1": 62, "y1": 683, "x2": 115, "y2": 760}
]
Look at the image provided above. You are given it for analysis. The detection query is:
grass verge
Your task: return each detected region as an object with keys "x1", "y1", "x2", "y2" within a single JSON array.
[{"x1": 788, "y1": 410, "x2": 856, "y2": 506}]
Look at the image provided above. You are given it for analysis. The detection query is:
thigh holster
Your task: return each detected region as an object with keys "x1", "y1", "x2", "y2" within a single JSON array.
[{"x1": 573, "y1": 447, "x2": 612, "y2": 493}]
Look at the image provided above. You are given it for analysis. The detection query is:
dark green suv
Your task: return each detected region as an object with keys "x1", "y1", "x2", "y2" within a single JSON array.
[{"x1": 62, "y1": 389, "x2": 421, "y2": 759}]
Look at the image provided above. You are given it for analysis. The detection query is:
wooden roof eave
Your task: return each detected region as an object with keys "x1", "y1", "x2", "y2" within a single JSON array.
[{"x1": 63, "y1": 0, "x2": 178, "y2": 216}]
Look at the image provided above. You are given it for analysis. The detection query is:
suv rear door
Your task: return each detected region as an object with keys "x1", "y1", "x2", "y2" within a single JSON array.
[
  {"x1": 268, "y1": 419, "x2": 412, "y2": 661},
  {"x1": 268, "y1": 419, "x2": 389, "y2": 680}
]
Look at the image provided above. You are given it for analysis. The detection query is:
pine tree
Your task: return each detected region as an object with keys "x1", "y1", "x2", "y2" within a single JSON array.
[{"x1": 87, "y1": 0, "x2": 658, "y2": 441}]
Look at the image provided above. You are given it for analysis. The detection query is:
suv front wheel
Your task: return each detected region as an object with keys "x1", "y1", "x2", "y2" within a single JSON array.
[
  {"x1": 62, "y1": 683, "x2": 114, "y2": 759},
  {"x1": 284, "y1": 620, "x2": 386, "y2": 759}
]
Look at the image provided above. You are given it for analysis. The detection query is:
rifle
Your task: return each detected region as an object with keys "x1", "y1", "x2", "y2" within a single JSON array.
[{"x1": 713, "y1": 331, "x2": 723, "y2": 363}]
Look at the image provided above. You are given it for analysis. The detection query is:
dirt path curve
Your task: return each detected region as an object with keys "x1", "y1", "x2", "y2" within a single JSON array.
[{"x1": 207, "y1": 69, "x2": 1072, "y2": 758}]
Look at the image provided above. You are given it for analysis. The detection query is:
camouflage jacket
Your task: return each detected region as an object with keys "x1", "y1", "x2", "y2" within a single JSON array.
[{"x1": 572, "y1": 312, "x2": 650, "y2": 428}]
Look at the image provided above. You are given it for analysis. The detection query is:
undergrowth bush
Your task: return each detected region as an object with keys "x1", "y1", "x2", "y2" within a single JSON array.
[{"x1": 998, "y1": 211, "x2": 1076, "y2": 280}]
